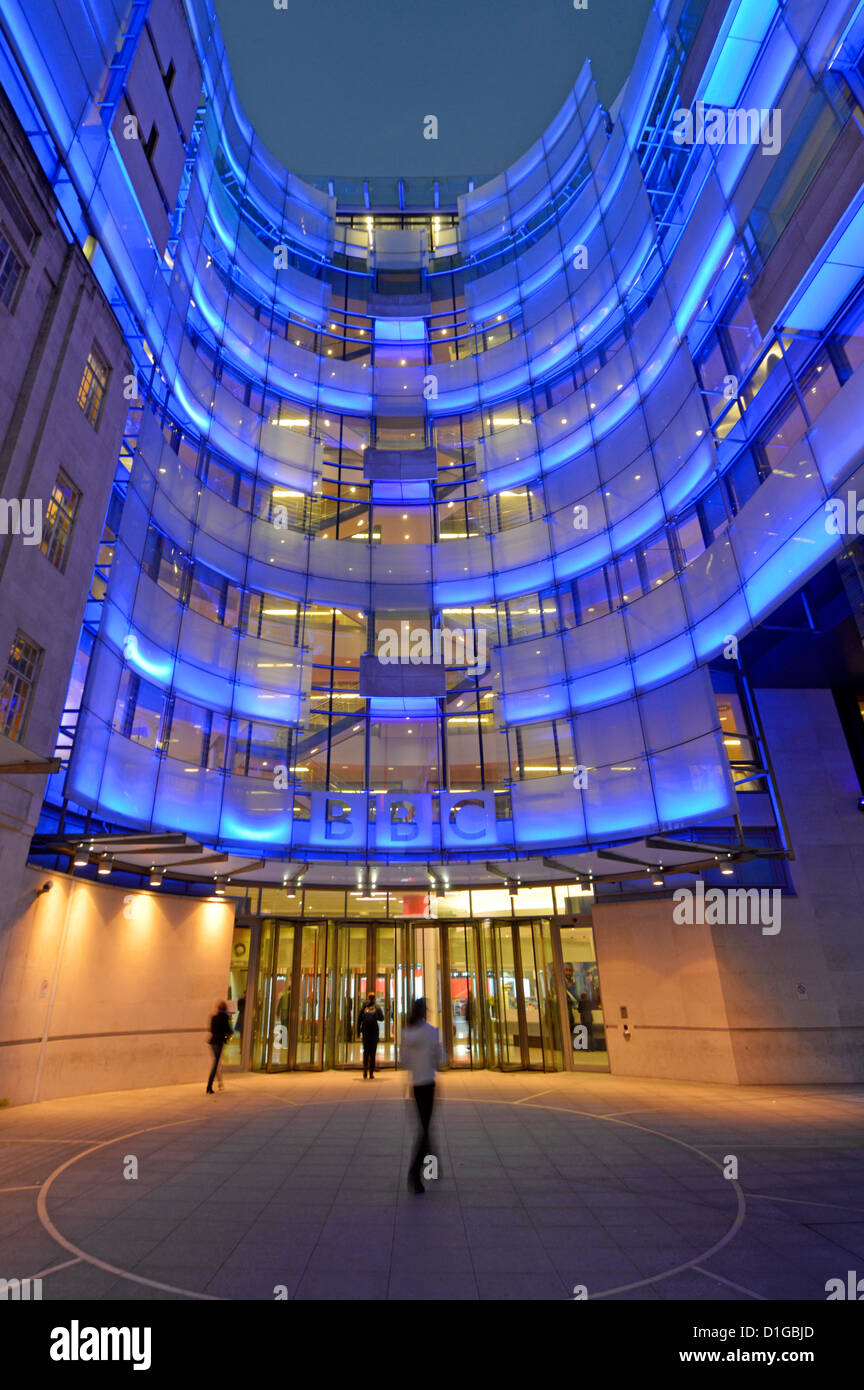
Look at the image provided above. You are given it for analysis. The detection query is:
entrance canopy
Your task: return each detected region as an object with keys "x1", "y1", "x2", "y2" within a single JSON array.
[{"x1": 33, "y1": 828, "x2": 787, "y2": 894}]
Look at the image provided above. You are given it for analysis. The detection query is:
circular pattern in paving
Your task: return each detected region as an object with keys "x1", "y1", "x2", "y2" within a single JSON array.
[{"x1": 35, "y1": 1088, "x2": 744, "y2": 1300}]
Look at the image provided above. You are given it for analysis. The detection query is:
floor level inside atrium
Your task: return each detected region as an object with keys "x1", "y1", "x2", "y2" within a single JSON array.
[{"x1": 4, "y1": 1070, "x2": 862, "y2": 1302}]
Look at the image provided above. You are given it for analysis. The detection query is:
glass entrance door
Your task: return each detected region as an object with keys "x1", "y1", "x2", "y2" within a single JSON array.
[
  {"x1": 443, "y1": 923, "x2": 483, "y2": 1067},
  {"x1": 482, "y1": 922, "x2": 522, "y2": 1068},
  {"x1": 373, "y1": 924, "x2": 400, "y2": 1067},
  {"x1": 246, "y1": 917, "x2": 579, "y2": 1073},
  {"x1": 222, "y1": 924, "x2": 251, "y2": 1068},
  {"x1": 332, "y1": 924, "x2": 406, "y2": 1069},
  {"x1": 333, "y1": 925, "x2": 368, "y2": 1068},
  {"x1": 250, "y1": 920, "x2": 295, "y2": 1071},
  {"x1": 481, "y1": 921, "x2": 562, "y2": 1070},
  {"x1": 295, "y1": 922, "x2": 326, "y2": 1067},
  {"x1": 252, "y1": 920, "x2": 327, "y2": 1070},
  {"x1": 557, "y1": 922, "x2": 609, "y2": 1070}
]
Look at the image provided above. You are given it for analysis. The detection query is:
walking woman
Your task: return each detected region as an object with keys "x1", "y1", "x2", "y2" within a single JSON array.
[
  {"x1": 401, "y1": 997, "x2": 445, "y2": 1194},
  {"x1": 206, "y1": 1000, "x2": 233, "y2": 1095},
  {"x1": 358, "y1": 991, "x2": 384, "y2": 1078}
]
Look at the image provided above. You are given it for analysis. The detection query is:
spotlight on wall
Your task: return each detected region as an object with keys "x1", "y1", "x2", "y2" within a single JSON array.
[
  {"x1": 38, "y1": 881, "x2": 53, "y2": 895},
  {"x1": 149, "y1": 866, "x2": 163, "y2": 887},
  {"x1": 97, "y1": 854, "x2": 113, "y2": 876},
  {"x1": 73, "y1": 845, "x2": 89, "y2": 867}
]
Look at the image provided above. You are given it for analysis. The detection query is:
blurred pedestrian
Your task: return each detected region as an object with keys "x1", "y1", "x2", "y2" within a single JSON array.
[
  {"x1": 401, "y1": 997, "x2": 445, "y2": 1194},
  {"x1": 206, "y1": 1000, "x2": 233, "y2": 1095}
]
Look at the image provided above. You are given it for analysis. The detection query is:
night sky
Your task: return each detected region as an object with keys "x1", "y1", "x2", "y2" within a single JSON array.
[{"x1": 212, "y1": 0, "x2": 654, "y2": 182}]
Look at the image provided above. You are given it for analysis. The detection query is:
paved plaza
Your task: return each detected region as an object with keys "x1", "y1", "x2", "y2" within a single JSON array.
[{"x1": 1, "y1": 1071, "x2": 862, "y2": 1301}]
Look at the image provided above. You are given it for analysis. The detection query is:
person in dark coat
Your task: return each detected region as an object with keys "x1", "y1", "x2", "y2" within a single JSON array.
[
  {"x1": 206, "y1": 1001, "x2": 233, "y2": 1094},
  {"x1": 357, "y1": 992, "x2": 384, "y2": 1078}
]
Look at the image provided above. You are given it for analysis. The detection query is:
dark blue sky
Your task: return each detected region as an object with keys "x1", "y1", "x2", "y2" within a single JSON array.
[{"x1": 213, "y1": 0, "x2": 653, "y2": 181}]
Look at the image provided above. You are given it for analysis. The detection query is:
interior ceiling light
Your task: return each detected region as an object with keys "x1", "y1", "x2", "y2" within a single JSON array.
[
  {"x1": 149, "y1": 866, "x2": 164, "y2": 887},
  {"x1": 98, "y1": 854, "x2": 113, "y2": 876},
  {"x1": 73, "y1": 845, "x2": 89, "y2": 867}
]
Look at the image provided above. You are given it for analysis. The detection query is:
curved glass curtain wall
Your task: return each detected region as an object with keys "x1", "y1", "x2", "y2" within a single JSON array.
[{"x1": 6, "y1": 0, "x2": 859, "y2": 865}]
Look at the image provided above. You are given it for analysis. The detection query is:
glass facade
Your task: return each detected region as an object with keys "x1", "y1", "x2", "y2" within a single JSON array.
[
  {"x1": 4, "y1": 0, "x2": 864, "y2": 1073},
  {"x1": 241, "y1": 916, "x2": 598, "y2": 1074}
]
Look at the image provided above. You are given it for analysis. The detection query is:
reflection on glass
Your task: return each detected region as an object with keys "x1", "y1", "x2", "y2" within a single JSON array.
[
  {"x1": 295, "y1": 923, "x2": 325, "y2": 1066},
  {"x1": 222, "y1": 924, "x2": 250, "y2": 1068},
  {"x1": 375, "y1": 925, "x2": 399, "y2": 1066},
  {"x1": 412, "y1": 924, "x2": 441, "y2": 1030},
  {"x1": 481, "y1": 920, "x2": 561, "y2": 1070},
  {"x1": 482, "y1": 923, "x2": 521, "y2": 1068},
  {"x1": 559, "y1": 924, "x2": 608, "y2": 1070},
  {"x1": 252, "y1": 919, "x2": 275, "y2": 1069},
  {"x1": 271, "y1": 925, "x2": 295, "y2": 1070},
  {"x1": 334, "y1": 926, "x2": 368, "y2": 1067},
  {"x1": 524, "y1": 922, "x2": 561, "y2": 1070},
  {"x1": 246, "y1": 919, "x2": 600, "y2": 1074},
  {"x1": 447, "y1": 924, "x2": 482, "y2": 1067}
]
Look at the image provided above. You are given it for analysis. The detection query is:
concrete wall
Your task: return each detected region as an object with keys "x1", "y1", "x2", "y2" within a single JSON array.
[
  {"x1": 725, "y1": 687, "x2": 864, "y2": 1084},
  {"x1": 0, "y1": 82, "x2": 130, "y2": 866},
  {"x1": 592, "y1": 898, "x2": 740, "y2": 1083},
  {"x1": 0, "y1": 866, "x2": 235, "y2": 1107},
  {"x1": 593, "y1": 688, "x2": 864, "y2": 1085}
]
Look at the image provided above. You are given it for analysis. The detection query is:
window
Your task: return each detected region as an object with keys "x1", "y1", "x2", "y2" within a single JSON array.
[
  {"x1": 740, "y1": 339, "x2": 789, "y2": 411},
  {"x1": 0, "y1": 631, "x2": 42, "y2": 741},
  {"x1": 697, "y1": 336, "x2": 730, "y2": 416},
  {"x1": 0, "y1": 225, "x2": 24, "y2": 308},
  {"x1": 40, "y1": 471, "x2": 80, "y2": 571},
  {"x1": 77, "y1": 346, "x2": 109, "y2": 427},
  {"x1": 725, "y1": 294, "x2": 761, "y2": 377},
  {"x1": 515, "y1": 721, "x2": 561, "y2": 780},
  {"x1": 760, "y1": 395, "x2": 807, "y2": 473},
  {"x1": 640, "y1": 532, "x2": 674, "y2": 588},
  {"x1": 616, "y1": 551, "x2": 642, "y2": 604},
  {"x1": 716, "y1": 691, "x2": 765, "y2": 791},
  {"x1": 697, "y1": 484, "x2": 730, "y2": 543},
  {"x1": 573, "y1": 568, "x2": 612, "y2": 622},
  {"x1": 505, "y1": 595, "x2": 543, "y2": 640},
  {"x1": 229, "y1": 719, "x2": 291, "y2": 779},
  {"x1": 675, "y1": 513, "x2": 705, "y2": 566},
  {"x1": 188, "y1": 564, "x2": 226, "y2": 622},
  {"x1": 166, "y1": 697, "x2": 208, "y2": 765},
  {"x1": 726, "y1": 449, "x2": 762, "y2": 513},
  {"x1": 113, "y1": 670, "x2": 165, "y2": 749},
  {"x1": 800, "y1": 355, "x2": 842, "y2": 424}
]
